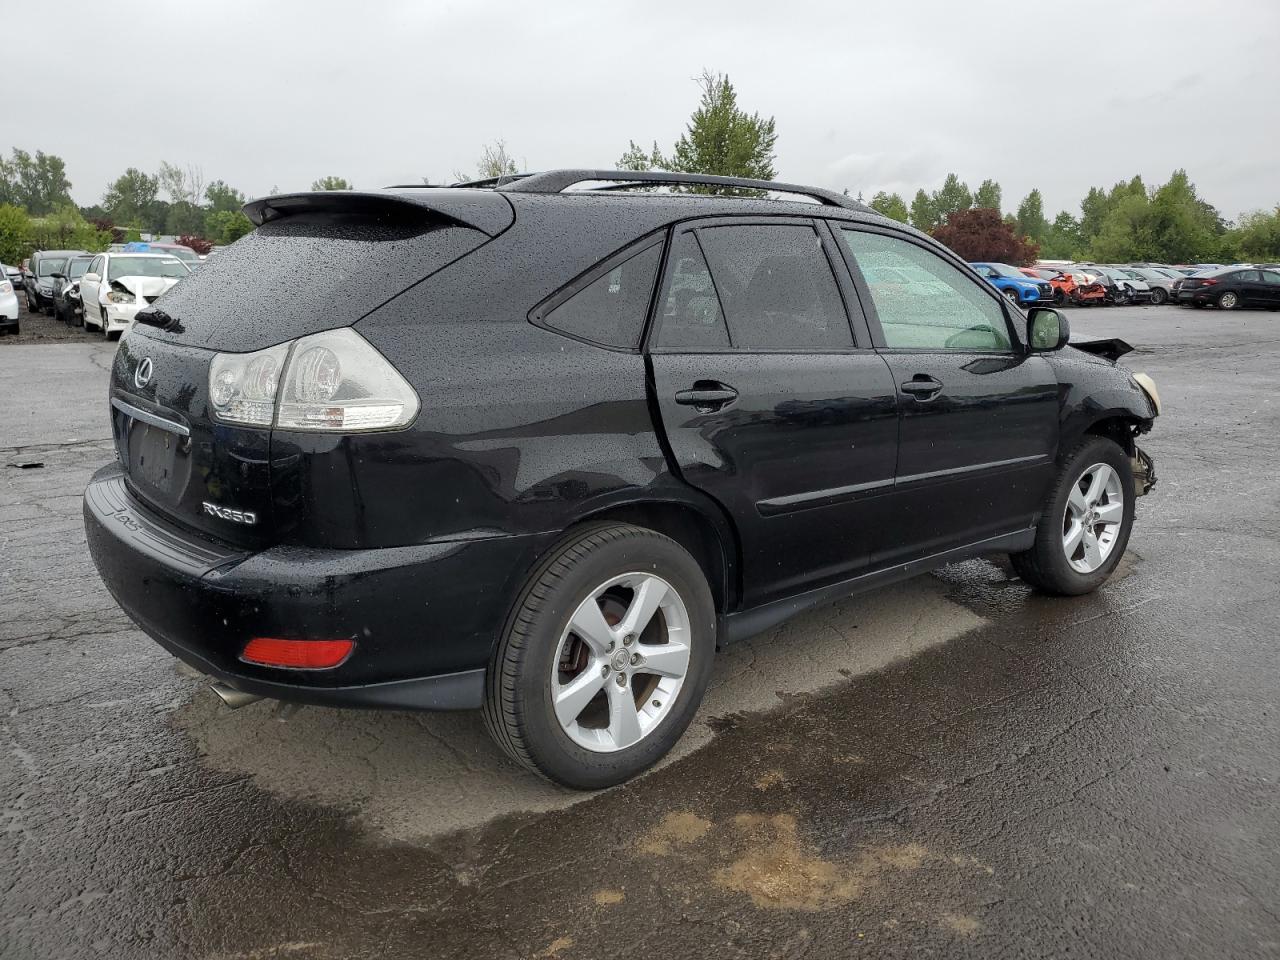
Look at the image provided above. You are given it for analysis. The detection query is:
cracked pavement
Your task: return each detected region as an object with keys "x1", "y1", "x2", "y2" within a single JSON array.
[{"x1": 2, "y1": 306, "x2": 1278, "y2": 958}]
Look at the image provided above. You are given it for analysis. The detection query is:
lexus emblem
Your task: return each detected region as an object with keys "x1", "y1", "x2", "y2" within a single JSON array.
[{"x1": 134, "y1": 357, "x2": 154, "y2": 389}]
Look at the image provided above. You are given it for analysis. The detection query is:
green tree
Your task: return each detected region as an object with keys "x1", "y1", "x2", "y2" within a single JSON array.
[
  {"x1": 205, "y1": 180, "x2": 246, "y2": 213},
  {"x1": 973, "y1": 179, "x2": 1002, "y2": 211},
  {"x1": 30, "y1": 204, "x2": 111, "y2": 253},
  {"x1": 206, "y1": 210, "x2": 255, "y2": 245},
  {"x1": 1079, "y1": 186, "x2": 1111, "y2": 243},
  {"x1": 931, "y1": 173, "x2": 972, "y2": 224},
  {"x1": 157, "y1": 161, "x2": 204, "y2": 206},
  {"x1": 869, "y1": 191, "x2": 909, "y2": 223},
  {"x1": 616, "y1": 139, "x2": 667, "y2": 172},
  {"x1": 667, "y1": 72, "x2": 777, "y2": 188},
  {"x1": 164, "y1": 201, "x2": 206, "y2": 237},
  {"x1": 1041, "y1": 212, "x2": 1084, "y2": 259},
  {"x1": 310, "y1": 176, "x2": 353, "y2": 191},
  {"x1": 1090, "y1": 192, "x2": 1155, "y2": 262},
  {"x1": 1015, "y1": 188, "x2": 1049, "y2": 243},
  {"x1": 470, "y1": 140, "x2": 520, "y2": 180},
  {"x1": 104, "y1": 168, "x2": 160, "y2": 228},
  {"x1": 1229, "y1": 207, "x2": 1280, "y2": 261},
  {"x1": 909, "y1": 189, "x2": 938, "y2": 232},
  {"x1": 0, "y1": 204, "x2": 34, "y2": 265},
  {"x1": 1146, "y1": 170, "x2": 1218, "y2": 263},
  {"x1": 0, "y1": 149, "x2": 73, "y2": 215}
]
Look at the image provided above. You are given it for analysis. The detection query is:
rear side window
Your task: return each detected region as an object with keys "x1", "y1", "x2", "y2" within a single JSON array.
[
  {"x1": 1233, "y1": 270, "x2": 1260, "y2": 282},
  {"x1": 540, "y1": 242, "x2": 662, "y2": 350},
  {"x1": 654, "y1": 231, "x2": 730, "y2": 350},
  {"x1": 696, "y1": 224, "x2": 852, "y2": 350}
]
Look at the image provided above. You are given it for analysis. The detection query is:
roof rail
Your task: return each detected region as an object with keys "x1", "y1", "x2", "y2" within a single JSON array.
[{"x1": 496, "y1": 169, "x2": 871, "y2": 212}]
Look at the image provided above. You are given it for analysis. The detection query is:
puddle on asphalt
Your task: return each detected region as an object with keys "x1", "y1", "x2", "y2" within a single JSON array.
[{"x1": 175, "y1": 573, "x2": 986, "y2": 840}]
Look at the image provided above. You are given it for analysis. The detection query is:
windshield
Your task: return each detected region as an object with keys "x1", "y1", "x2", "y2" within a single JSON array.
[
  {"x1": 37, "y1": 258, "x2": 68, "y2": 277},
  {"x1": 68, "y1": 259, "x2": 92, "y2": 279},
  {"x1": 107, "y1": 256, "x2": 190, "y2": 280},
  {"x1": 989, "y1": 263, "x2": 1026, "y2": 279}
]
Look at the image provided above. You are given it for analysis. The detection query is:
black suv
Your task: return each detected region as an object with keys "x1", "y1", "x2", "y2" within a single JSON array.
[{"x1": 84, "y1": 170, "x2": 1160, "y2": 788}]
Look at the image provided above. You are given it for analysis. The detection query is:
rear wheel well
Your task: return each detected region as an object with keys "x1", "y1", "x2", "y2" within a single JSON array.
[{"x1": 570, "y1": 502, "x2": 734, "y2": 616}]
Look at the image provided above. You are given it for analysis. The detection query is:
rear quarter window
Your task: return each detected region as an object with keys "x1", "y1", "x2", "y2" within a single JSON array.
[{"x1": 533, "y1": 240, "x2": 663, "y2": 350}]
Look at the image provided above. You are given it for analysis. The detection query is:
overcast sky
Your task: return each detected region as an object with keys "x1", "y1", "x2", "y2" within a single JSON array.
[{"x1": 8, "y1": 0, "x2": 1278, "y2": 220}]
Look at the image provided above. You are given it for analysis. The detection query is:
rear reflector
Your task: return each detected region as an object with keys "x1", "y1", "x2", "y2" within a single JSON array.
[{"x1": 241, "y1": 637, "x2": 354, "y2": 669}]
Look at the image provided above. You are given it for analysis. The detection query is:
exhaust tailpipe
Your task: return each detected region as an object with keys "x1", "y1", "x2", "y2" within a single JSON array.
[{"x1": 210, "y1": 681, "x2": 264, "y2": 710}]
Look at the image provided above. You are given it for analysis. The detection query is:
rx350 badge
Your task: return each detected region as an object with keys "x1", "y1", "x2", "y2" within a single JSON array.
[{"x1": 202, "y1": 502, "x2": 257, "y2": 526}]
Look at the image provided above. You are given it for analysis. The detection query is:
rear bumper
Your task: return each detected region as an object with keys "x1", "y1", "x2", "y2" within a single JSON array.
[{"x1": 83, "y1": 463, "x2": 553, "y2": 710}]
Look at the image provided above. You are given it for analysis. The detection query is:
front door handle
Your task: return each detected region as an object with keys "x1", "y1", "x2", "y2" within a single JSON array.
[
  {"x1": 900, "y1": 376, "x2": 943, "y2": 400},
  {"x1": 675, "y1": 381, "x2": 738, "y2": 411}
]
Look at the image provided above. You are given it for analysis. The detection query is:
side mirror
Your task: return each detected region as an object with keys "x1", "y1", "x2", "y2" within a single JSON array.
[
  {"x1": 1027, "y1": 307, "x2": 1070, "y2": 351},
  {"x1": 83, "y1": 272, "x2": 100, "y2": 283},
  {"x1": 50, "y1": 272, "x2": 65, "y2": 280}
]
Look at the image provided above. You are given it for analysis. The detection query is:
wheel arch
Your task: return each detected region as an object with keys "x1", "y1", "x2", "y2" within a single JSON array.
[{"x1": 568, "y1": 497, "x2": 740, "y2": 619}]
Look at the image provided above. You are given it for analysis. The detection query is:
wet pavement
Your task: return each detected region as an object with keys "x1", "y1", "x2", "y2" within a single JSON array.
[{"x1": 2, "y1": 305, "x2": 1278, "y2": 959}]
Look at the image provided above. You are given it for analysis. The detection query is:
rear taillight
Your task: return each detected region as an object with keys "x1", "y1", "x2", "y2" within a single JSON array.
[
  {"x1": 1199, "y1": 278, "x2": 1218, "y2": 286},
  {"x1": 209, "y1": 327, "x2": 419, "y2": 432},
  {"x1": 241, "y1": 637, "x2": 355, "y2": 669}
]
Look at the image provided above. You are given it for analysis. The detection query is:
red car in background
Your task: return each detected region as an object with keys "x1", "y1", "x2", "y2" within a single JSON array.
[{"x1": 1024, "y1": 266, "x2": 1107, "y2": 306}]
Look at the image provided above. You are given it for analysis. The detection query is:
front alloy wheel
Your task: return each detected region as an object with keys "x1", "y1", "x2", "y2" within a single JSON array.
[
  {"x1": 1062, "y1": 463, "x2": 1125, "y2": 574},
  {"x1": 1003, "y1": 288, "x2": 1020, "y2": 304},
  {"x1": 1011, "y1": 436, "x2": 1136, "y2": 595}
]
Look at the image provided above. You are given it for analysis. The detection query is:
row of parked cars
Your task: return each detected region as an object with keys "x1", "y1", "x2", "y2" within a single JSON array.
[
  {"x1": 1, "y1": 242, "x2": 200, "y2": 337},
  {"x1": 970, "y1": 261, "x2": 1280, "y2": 311}
]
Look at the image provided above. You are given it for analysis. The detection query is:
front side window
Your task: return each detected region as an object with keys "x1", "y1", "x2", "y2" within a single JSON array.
[
  {"x1": 696, "y1": 223, "x2": 852, "y2": 350},
  {"x1": 654, "y1": 231, "x2": 730, "y2": 349},
  {"x1": 1261, "y1": 271, "x2": 1280, "y2": 285},
  {"x1": 540, "y1": 243, "x2": 662, "y2": 349},
  {"x1": 841, "y1": 229, "x2": 1012, "y2": 352}
]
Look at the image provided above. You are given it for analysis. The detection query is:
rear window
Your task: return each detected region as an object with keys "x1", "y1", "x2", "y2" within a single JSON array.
[
  {"x1": 538, "y1": 241, "x2": 662, "y2": 349},
  {"x1": 144, "y1": 210, "x2": 488, "y2": 351}
]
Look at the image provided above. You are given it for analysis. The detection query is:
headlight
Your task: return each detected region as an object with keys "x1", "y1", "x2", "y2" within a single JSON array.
[
  {"x1": 106, "y1": 289, "x2": 134, "y2": 304},
  {"x1": 1132, "y1": 373, "x2": 1161, "y2": 415},
  {"x1": 209, "y1": 327, "x2": 418, "y2": 433}
]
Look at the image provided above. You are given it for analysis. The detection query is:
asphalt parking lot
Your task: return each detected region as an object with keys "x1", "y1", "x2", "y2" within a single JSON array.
[{"x1": 2, "y1": 302, "x2": 1278, "y2": 959}]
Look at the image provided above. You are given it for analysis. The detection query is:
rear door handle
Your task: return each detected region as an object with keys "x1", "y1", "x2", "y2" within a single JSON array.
[
  {"x1": 675, "y1": 382, "x2": 738, "y2": 411},
  {"x1": 900, "y1": 376, "x2": 943, "y2": 399}
]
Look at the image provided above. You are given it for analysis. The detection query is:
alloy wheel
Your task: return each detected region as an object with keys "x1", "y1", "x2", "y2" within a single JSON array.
[
  {"x1": 1219, "y1": 292, "x2": 1238, "y2": 309},
  {"x1": 1062, "y1": 462, "x2": 1125, "y2": 573},
  {"x1": 550, "y1": 572, "x2": 692, "y2": 753}
]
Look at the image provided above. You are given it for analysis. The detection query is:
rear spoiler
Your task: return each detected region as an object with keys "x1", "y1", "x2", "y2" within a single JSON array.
[
  {"x1": 242, "y1": 189, "x2": 514, "y2": 237},
  {"x1": 1072, "y1": 338, "x2": 1134, "y2": 362}
]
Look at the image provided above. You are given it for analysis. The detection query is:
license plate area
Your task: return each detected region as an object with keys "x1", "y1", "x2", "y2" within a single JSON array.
[{"x1": 114, "y1": 401, "x2": 193, "y2": 504}]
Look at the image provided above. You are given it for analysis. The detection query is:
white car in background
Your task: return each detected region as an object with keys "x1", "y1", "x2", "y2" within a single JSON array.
[
  {"x1": 1, "y1": 266, "x2": 19, "y2": 335},
  {"x1": 79, "y1": 252, "x2": 191, "y2": 339}
]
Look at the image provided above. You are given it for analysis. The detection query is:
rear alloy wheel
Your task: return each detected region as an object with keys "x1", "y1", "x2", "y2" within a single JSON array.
[
  {"x1": 484, "y1": 524, "x2": 715, "y2": 789},
  {"x1": 1011, "y1": 436, "x2": 1135, "y2": 595},
  {"x1": 1150, "y1": 287, "x2": 1168, "y2": 305},
  {"x1": 1217, "y1": 290, "x2": 1239, "y2": 310}
]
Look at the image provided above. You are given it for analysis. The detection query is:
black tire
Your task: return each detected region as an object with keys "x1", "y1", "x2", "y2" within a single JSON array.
[
  {"x1": 484, "y1": 523, "x2": 716, "y2": 789},
  {"x1": 1002, "y1": 287, "x2": 1020, "y2": 304},
  {"x1": 1010, "y1": 436, "x2": 1136, "y2": 596},
  {"x1": 1217, "y1": 290, "x2": 1239, "y2": 310},
  {"x1": 1150, "y1": 287, "x2": 1168, "y2": 305}
]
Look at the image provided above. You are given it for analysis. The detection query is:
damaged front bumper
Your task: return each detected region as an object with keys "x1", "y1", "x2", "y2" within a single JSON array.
[{"x1": 1132, "y1": 446, "x2": 1157, "y2": 496}]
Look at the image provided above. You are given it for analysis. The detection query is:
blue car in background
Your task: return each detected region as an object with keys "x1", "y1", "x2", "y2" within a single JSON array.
[{"x1": 970, "y1": 262, "x2": 1051, "y2": 306}]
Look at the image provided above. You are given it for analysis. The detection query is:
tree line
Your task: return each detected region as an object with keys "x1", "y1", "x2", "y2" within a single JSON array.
[
  {"x1": 868, "y1": 171, "x2": 1280, "y2": 265},
  {"x1": 3, "y1": 72, "x2": 1278, "y2": 267},
  {"x1": 0, "y1": 150, "x2": 364, "y2": 265}
]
